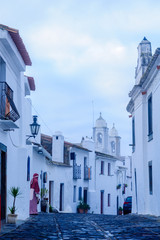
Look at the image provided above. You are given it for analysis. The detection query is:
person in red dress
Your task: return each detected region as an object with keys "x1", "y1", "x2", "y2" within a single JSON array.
[{"x1": 30, "y1": 173, "x2": 40, "y2": 215}]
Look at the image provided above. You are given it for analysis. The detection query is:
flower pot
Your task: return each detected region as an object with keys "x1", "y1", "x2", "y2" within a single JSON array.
[
  {"x1": 7, "y1": 214, "x2": 18, "y2": 224},
  {"x1": 118, "y1": 210, "x2": 122, "y2": 215},
  {"x1": 41, "y1": 199, "x2": 48, "y2": 212},
  {"x1": 78, "y1": 208, "x2": 84, "y2": 213}
]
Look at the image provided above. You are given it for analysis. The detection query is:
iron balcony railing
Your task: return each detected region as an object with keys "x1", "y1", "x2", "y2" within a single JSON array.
[
  {"x1": 84, "y1": 166, "x2": 92, "y2": 180},
  {"x1": 73, "y1": 163, "x2": 81, "y2": 179},
  {"x1": 0, "y1": 82, "x2": 20, "y2": 122}
]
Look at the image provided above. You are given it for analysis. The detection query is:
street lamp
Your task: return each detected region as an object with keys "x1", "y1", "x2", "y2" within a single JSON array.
[{"x1": 27, "y1": 115, "x2": 40, "y2": 140}]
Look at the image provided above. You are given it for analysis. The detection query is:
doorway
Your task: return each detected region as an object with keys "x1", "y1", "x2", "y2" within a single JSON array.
[
  {"x1": 117, "y1": 196, "x2": 119, "y2": 215},
  {"x1": 59, "y1": 183, "x2": 64, "y2": 211},
  {"x1": 49, "y1": 181, "x2": 54, "y2": 207},
  {"x1": 83, "y1": 188, "x2": 88, "y2": 204},
  {"x1": 100, "y1": 191, "x2": 104, "y2": 214},
  {"x1": 0, "y1": 143, "x2": 7, "y2": 221}
]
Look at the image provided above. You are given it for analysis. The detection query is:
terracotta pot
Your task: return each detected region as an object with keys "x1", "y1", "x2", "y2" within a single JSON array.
[
  {"x1": 78, "y1": 208, "x2": 84, "y2": 213},
  {"x1": 7, "y1": 214, "x2": 18, "y2": 224},
  {"x1": 118, "y1": 210, "x2": 122, "y2": 215}
]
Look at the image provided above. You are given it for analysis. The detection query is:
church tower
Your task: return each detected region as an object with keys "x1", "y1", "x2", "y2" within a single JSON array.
[
  {"x1": 135, "y1": 37, "x2": 152, "y2": 85},
  {"x1": 109, "y1": 123, "x2": 121, "y2": 157},
  {"x1": 93, "y1": 113, "x2": 109, "y2": 153}
]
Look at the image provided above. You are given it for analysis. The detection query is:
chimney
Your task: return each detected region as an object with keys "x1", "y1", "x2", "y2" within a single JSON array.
[{"x1": 52, "y1": 131, "x2": 64, "y2": 163}]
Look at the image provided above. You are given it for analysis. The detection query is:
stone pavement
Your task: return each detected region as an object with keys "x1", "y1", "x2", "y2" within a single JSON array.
[{"x1": 0, "y1": 213, "x2": 160, "y2": 239}]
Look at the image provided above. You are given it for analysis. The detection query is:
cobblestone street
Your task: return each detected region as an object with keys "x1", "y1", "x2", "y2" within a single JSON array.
[{"x1": 1, "y1": 213, "x2": 160, "y2": 239}]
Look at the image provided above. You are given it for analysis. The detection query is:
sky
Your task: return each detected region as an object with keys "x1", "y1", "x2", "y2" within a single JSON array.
[{"x1": 1, "y1": 0, "x2": 160, "y2": 156}]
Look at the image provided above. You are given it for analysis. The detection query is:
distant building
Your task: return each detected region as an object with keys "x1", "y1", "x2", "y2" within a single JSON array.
[
  {"x1": 38, "y1": 114, "x2": 132, "y2": 216},
  {"x1": 127, "y1": 37, "x2": 160, "y2": 215}
]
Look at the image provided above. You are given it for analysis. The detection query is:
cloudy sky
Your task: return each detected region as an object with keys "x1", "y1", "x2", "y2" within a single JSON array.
[{"x1": 1, "y1": 0, "x2": 160, "y2": 155}]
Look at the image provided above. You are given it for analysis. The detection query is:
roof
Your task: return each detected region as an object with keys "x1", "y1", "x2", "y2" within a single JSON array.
[
  {"x1": 27, "y1": 77, "x2": 36, "y2": 91},
  {"x1": 109, "y1": 123, "x2": 118, "y2": 137},
  {"x1": 95, "y1": 113, "x2": 107, "y2": 128},
  {"x1": 0, "y1": 24, "x2": 32, "y2": 66},
  {"x1": 95, "y1": 151, "x2": 117, "y2": 161},
  {"x1": 41, "y1": 134, "x2": 91, "y2": 156},
  {"x1": 41, "y1": 134, "x2": 52, "y2": 155},
  {"x1": 64, "y1": 141, "x2": 91, "y2": 152}
]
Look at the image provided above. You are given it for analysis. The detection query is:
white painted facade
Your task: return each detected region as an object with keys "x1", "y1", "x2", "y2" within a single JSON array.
[
  {"x1": 127, "y1": 37, "x2": 160, "y2": 216},
  {"x1": 0, "y1": 25, "x2": 36, "y2": 220}
]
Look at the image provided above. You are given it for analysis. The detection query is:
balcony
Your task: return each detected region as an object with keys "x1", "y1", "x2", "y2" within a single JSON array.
[
  {"x1": 0, "y1": 82, "x2": 20, "y2": 122},
  {"x1": 84, "y1": 166, "x2": 92, "y2": 180},
  {"x1": 73, "y1": 163, "x2": 81, "y2": 179}
]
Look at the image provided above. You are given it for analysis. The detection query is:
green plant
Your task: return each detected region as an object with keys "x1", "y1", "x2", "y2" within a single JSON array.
[
  {"x1": 8, "y1": 187, "x2": 21, "y2": 214},
  {"x1": 119, "y1": 207, "x2": 123, "y2": 211},
  {"x1": 77, "y1": 200, "x2": 90, "y2": 210},
  {"x1": 49, "y1": 205, "x2": 53, "y2": 212},
  {"x1": 41, "y1": 188, "x2": 48, "y2": 199},
  {"x1": 9, "y1": 206, "x2": 15, "y2": 214},
  {"x1": 116, "y1": 184, "x2": 121, "y2": 189}
]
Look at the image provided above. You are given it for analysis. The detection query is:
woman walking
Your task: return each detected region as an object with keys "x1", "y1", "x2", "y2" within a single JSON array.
[{"x1": 30, "y1": 173, "x2": 40, "y2": 215}]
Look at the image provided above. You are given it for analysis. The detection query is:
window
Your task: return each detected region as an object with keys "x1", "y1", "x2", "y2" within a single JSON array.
[
  {"x1": 108, "y1": 163, "x2": 111, "y2": 176},
  {"x1": 111, "y1": 141, "x2": 115, "y2": 153},
  {"x1": 56, "y1": 136, "x2": 58, "y2": 140},
  {"x1": 132, "y1": 117, "x2": 135, "y2": 152},
  {"x1": 100, "y1": 161, "x2": 104, "y2": 174},
  {"x1": 148, "y1": 94, "x2": 153, "y2": 141},
  {"x1": 78, "y1": 187, "x2": 82, "y2": 200},
  {"x1": 108, "y1": 194, "x2": 111, "y2": 207},
  {"x1": 73, "y1": 186, "x2": 76, "y2": 202},
  {"x1": 148, "y1": 161, "x2": 153, "y2": 195}
]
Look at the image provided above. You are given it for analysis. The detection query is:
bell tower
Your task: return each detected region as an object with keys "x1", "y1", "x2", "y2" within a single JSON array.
[
  {"x1": 135, "y1": 37, "x2": 152, "y2": 84},
  {"x1": 93, "y1": 113, "x2": 109, "y2": 153},
  {"x1": 109, "y1": 123, "x2": 121, "y2": 157}
]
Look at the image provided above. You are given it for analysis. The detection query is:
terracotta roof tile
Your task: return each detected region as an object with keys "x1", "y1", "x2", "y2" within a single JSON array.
[{"x1": 0, "y1": 24, "x2": 32, "y2": 66}]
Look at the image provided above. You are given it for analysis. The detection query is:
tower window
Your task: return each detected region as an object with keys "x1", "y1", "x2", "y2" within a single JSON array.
[{"x1": 111, "y1": 141, "x2": 115, "y2": 153}]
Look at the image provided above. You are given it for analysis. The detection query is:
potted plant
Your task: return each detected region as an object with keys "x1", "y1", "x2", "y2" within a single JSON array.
[
  {"x1": 49, "y1": 205, "x2": 53, "y2": 213},
  {"x1": 116, "y1": 184, "x2": 121, "y2": 189},
  {"x1": 41, "y1": 188, "x2": 49, "y2": 212},
  {"x1": 7, "y1": 187, "x2": 21, "y2": 224},
  {"x1": 77, "y1": 200, "x2": 90, "y2": 213},
  {"x1": 118, "y1": 206, "x2": 123, "y2": 215}
]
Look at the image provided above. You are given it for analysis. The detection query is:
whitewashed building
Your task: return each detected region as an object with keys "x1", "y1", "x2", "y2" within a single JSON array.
[
  {"x1": 91, "y1": 114, "x2": 132, "y2": 213},
  {"x1": 127, "y1": 37, "x2": 160, "y2": 216},
  {"x1": 0, "y1": 24, "x2": 38, "y2": 221}
]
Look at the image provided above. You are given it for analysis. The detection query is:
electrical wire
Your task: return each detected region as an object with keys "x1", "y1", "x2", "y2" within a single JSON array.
[{"x1": 8, "y1": 72, "x2": 54, "y2": 136}]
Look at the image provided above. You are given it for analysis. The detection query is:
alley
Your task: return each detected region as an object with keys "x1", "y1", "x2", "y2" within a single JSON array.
[{"x1": 0, "y1": 213, "x2": 160, "y2": 239}]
